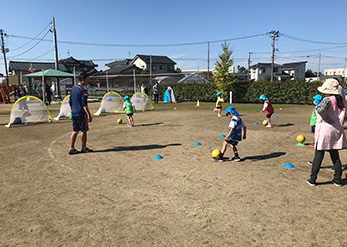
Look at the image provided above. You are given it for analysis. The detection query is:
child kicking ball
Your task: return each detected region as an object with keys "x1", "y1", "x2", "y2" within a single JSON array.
[{"x1": 213, "y1": 106, "x2": 247, "y2": 162}]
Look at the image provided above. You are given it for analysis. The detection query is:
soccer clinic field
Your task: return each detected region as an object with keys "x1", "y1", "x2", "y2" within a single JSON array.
[{"x1": 1, "y1": 102, "x2": 347, "y2": 246}]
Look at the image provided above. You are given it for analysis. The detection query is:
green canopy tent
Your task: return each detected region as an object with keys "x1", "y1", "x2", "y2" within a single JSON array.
[{"x1": 24, "y1": 69, "x2": 75, "y2": 100}]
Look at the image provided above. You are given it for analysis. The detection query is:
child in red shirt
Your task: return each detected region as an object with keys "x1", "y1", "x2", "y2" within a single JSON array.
[{"x1": 259, "y1": 95, "x2": 274, "y2": 128}]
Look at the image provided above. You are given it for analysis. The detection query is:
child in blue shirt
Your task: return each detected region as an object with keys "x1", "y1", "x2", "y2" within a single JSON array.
[{"x1": 214, "y1": 106, "x2": 247, "y2": 162}]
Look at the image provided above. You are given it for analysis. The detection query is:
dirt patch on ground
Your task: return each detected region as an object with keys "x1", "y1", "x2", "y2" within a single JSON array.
[{"x1": 1, "y1": 101, "x2": 347, "y2": 246}]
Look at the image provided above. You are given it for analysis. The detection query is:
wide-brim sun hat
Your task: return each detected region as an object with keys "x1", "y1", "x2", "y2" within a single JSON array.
[{"x1": 317, "y1": 79, "x2": 340, "y2": 95}]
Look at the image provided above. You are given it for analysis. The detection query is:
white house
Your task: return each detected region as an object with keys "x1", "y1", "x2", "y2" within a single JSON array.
[
  {"x1": 282, "y1": 62, "x2": 307, "y2": 80},
  {"x1": 324, "y1": 68, "x2": 346, "y2": 78},
  {"x1": 250, "y1": 61, "x2": 307, "y2": 81}
]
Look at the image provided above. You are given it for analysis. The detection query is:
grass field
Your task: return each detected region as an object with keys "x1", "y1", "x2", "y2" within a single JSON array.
[{"x1": 1, "y1": 101, "x2": 347, "y2": 246}]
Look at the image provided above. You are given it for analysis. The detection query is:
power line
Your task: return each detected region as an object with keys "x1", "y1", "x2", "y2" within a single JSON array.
[
  {"x1": 10, "y1": 22, "x2": 52, "y2": 52},
  {"x1": 282, "y1": 33, "x2": 347, "y2": 45},
  {"x1": 7, "y1": 33, "x2": 268, "y2": 47},
  {"x1": 9, "y1": 30, "x2": 51, "y2": 58}
]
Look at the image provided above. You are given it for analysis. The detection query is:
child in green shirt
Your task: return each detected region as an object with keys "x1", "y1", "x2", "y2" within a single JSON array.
[
  {"x1": 123, "y1": 96, "x2": 136, "y2": 127},
  {"x1": 309, "y1": 94, "x2": 323, "y2": 146}
]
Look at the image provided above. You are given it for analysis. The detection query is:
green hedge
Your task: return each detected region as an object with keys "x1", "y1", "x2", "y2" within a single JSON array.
[{"x1": 159, "y1": 81, "x2": 347, "y2": 104}]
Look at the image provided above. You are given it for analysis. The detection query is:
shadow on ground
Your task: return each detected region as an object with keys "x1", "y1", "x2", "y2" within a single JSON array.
[
  {"x1": 243, "y1": 152, "x2": 286, "y2": 161},
  {"x1": 94, "y1": 143, "x2": 182, "y2": 153}
]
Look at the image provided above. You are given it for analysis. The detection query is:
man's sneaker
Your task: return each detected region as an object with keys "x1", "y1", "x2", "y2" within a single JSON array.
[
  {"x1": 307, "y1": 160, "x2": 313, "y2": 165},
  {"x1": 68, "y1": 148, "x2": 78, "y2": 155},
  {"x1": 307, "y1": 179, "x2": 317, "y2": 187},
  {"x1": 81, "y1": 147, "x2": 93, "y2": 153},
  {"x1": 232, "y1": 156, "x2": 241, "y2": 162},
  {"x1": 332, "y1": 179, "x2": 342, "y2": 187}
]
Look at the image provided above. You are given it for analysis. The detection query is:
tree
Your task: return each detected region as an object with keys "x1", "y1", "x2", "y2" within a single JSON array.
[
  {"x1": 175, "y1": 67, "x2": 182, "y2": 73},
  {"x1": 213, "y1": 42, "x2": 237, "y2": 94},
  {"x1": 305, "y1": 69, "x2": 316, "y2": 77}
]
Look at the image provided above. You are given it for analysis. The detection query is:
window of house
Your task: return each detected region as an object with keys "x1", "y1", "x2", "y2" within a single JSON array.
[
  {"x1": 152, "y1": 65, "x2": 157, "y2": 71},
  {"x1": 273, "y1": 68, "x2": 278, "y2": 72},
  {"x1": 159, "y1": 65, "x2": 166, "y2": 70},
  {"x1": 168, "y1": 66, "x2": 172, "y2": 71},
  {"x1": 262, "y1": 68, "x2": 266, "y2": 73}
]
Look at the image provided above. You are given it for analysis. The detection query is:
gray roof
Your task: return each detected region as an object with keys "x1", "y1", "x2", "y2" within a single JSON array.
[
  {"x1": 9, "y1": 61, "x2": 67, "y2": 71},
  {"x1": 105, "y1": 59, "x2": 132, "y2": 67},
  {"x1": 102, "y1": 65, "x2": 141, "y2": 75},
  {"x1": 132, "y1": 55, "x2": 176, "y2": 65},
  {"x1": 59, "y1": 57, "x2": 97, "y2": 68},
  {"x1": 251, "y1": 63, "x2": 281, "y2": 68},
  {"x1": 178, "y1": 73, "x2": 208, "y2": 83},
  {"x1": 282, "y1": 61, "x2": 307, "y2": 69}
]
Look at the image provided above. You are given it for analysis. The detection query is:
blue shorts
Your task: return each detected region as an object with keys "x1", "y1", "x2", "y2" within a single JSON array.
[
  {"x1": 72, "y1": 114, "x2": 88, "y2": 132},
  {"x1": 226, "y1": 139, "x2": 239, "y2": 146}
]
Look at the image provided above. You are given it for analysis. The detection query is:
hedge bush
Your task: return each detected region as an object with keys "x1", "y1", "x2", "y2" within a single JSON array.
[{"x1": 159, "y1": 80, "x2": 347, "y2": 104}]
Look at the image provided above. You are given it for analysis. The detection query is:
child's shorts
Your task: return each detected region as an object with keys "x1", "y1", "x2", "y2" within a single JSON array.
[
  {"x1": 266, "y1": 113, "x2": 273, "y2": 118},
  {"x1": 311, "y1": 125, "x2": 315, "y2": 133},
  {"x1": 226, "y1": 139, "x2": 239, "y2": 146},
  {"x1": 216, "y1": 106, "x2": 222, "y2": 109},
  {"x1": 127, "y1": 113, "x2": 133, "y2": 116}
]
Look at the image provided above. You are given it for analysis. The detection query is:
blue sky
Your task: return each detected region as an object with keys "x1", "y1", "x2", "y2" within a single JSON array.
[{"x1": 1, "y1": 0, "x2": 347, "y2": 76}]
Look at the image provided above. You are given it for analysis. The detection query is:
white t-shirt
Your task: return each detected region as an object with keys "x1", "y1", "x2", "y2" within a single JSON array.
[{"x1": 229, "y1": 116, "x2": 246, "y2": 129}]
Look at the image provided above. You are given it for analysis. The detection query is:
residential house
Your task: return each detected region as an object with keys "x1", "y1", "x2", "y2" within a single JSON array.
[
  {"x1": 282, "y1": 62, "x2": 307, "y2": 80},
  {"x1": 250, "y1": 61, "x2": 307, "y2": 81},
  {"x1": 131, "y1": 55, "x2": 176, "y2": 74},
  {"x1": 250, "y1": 63, "x2": 288, "y2": 81},
  {"x1": 324, "y1": 68, "x2": 347, "y2": 80},
  {"x1": 103, "y1": 59, "x2": 142, "y2": 75}
]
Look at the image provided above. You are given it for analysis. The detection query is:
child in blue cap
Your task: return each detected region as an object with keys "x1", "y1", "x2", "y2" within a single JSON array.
[
  {"x1": 308, "y1": 94, "x2": 323, "y2": 146},
  {"x1": 213, "y1": 106, "x2": 247, "y2": 162},
  {"x1": 123, "y1": 96, "x2": 136, "y2": 127},
  {"x1": 259, "y1": 94, "x2": 274, "y2": 127},
  {"x1": 214, "y1": 92, "x2": 224, "y2": 117}
]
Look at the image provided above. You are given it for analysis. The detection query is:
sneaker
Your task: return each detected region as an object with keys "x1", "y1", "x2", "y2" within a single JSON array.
[
  {"x1": 307, "y1": 160, "x2": 313, "y2": 165},
  {"x1": 212, "y1": 157, "x2": 224, "y2": 162},
  {"x1": 127, "y1": 125, "x2": 132, "y2": 127},
  {"x1": 68, "y1": 148, "x2": 78, "y2": 155},
  {"x1": 217, "y1": 114, "x2": 221, "y2": 117},
  {"x1": 81, "y1": 147, "x2": 93, "y2": 153},
  {"x1": 232, "y1": 156, "x2": 241, "y2": 162},
  {"x1": 307, "y1": 179, "x2": 317, "y2": 187},
  {"x1": 213, "y1": 108, "x2": 217, "y2": 112},
  {"x1": 332, "y1": 179, "x2": 342, "y2": 187},
  {"x1": 266, "y1": 125, "x2": 272, "y2": 128},
  {"x1": 308, "y1": 143, "x2": 314, "y2": 147}
]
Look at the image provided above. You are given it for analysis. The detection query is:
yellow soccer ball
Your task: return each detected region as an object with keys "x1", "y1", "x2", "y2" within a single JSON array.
[
  {"x1": 263, "y1": 119, "x2": 268, "y2": 126},
  {"x1": 117, "y1": 118, "x2": 123, "y2": 124},
  {"x1": 212, "y1": 149, "x2": 221, "y2": 158},
  {"x1": 296, "y1": 135, "x2": 305, "y2": 143}
]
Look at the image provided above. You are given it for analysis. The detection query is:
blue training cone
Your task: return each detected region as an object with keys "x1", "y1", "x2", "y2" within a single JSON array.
[
  {"x1": 274, "y1": 116, "x2": 278, "y2": 118},
  {"x1": 284, "y1": 163, "x2": 295, "y2": 168},
  {"x1": 253, "y1": 122, "x2": 258, "y2": 125},
  {"x1": 194, "y1": 142, "x2": 202, "y2": 146},
  {"x1": 220, "y1": 134, "x2": 226, "y2": 138},
  {"x1": 154, "y1": 155, "x2": 163, "y2": 160}
]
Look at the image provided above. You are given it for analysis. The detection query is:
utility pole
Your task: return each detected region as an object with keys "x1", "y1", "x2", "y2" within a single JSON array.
[
  {"x1": 0, "y1": 29, "x2": 8, "y2": 77},
  {"x1": 149, "y1": 55, "x2": 152, "y2": 85},
  {"x1": 344, "y1": 58, "x2": 347, "y2": 82},
  {"x1": 52, "y1": 17, "x2": 60, "y2": 97},
  {"x1": 269, "y1": 31, "x2": 279, "y2": 82},
  {"x1": 317, "y1": 53, "x2": 321, "y2": 81},
  {"x1": 248, "y1": 52, "x2": 253, "y2": 81},
  {"x1": 52, "y1": 17, "x2": 59, "y2": 70},
  {"x1": 207, "y1": 41, "x2": 210, "y2": 78}
]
